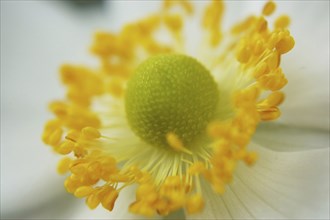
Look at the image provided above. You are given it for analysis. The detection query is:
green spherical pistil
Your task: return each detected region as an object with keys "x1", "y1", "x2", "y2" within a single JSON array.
[{"x1": 125, "y1": 54, "x2": 219, "y2": 149}]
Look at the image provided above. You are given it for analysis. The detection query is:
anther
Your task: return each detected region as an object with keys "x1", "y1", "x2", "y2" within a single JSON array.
[
  {"x1": 166, "y1": 132, "x2": 192, "y2": 154},
  {"x1": 262, "y1": 1, "x2": 276, "y2": 16}
]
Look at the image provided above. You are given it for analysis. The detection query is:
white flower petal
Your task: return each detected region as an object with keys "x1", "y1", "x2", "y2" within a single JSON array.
[
  {"x1": 1, "y1": 0, "x2": 115, "y2": 218},
  {"x1": 237, "y1": 143, "x2": 329, "y2": 219},
  {"x1": 276, "y1": 1, "x2": 330, "y2": 130},
  {"x1": 1, "y1": 106, "x2": 74, "y2": 217},
  {"x1": 163, "y1": 209, "x2": 186, "y2": 220},
  {"x1": 2, "y1": 192, "x2": 77, "y2": 219},
  {"x1": 253, "y1": 123, "x2": 329, "y2": 151},
  {"x1": 185, "y1": 180, "x2": 232, "y2": 220},
  {"x1": 187, "y1": 143, "x2": 329, "y2": 220},
  {"x1": 3, "y1": 1, "x2": 327, "y2": 219}
]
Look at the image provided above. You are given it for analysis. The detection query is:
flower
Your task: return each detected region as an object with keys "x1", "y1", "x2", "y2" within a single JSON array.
[{"x1": 41, "y1": 0, "x2": 329, "y2": 219}]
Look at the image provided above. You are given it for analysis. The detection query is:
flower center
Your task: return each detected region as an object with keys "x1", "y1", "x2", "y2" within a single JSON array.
[{"x1": 125, "y1": 54, "x2": 219, "y2": 149}]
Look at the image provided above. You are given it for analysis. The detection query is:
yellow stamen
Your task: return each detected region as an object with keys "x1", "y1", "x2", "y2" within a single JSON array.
[
  {"x1": 57, "y1": 157, "x2": 72, "y2": 174},
  {"x1": 244, "y1": 152, "x2": 258, "y2": 166},
  {"x1": 65, "y1": 129, "x2": 80, "y2": 142},
  {"x1": 258, "y1": 68, "x2": 288, "y2": 91},
  {"x1": 266, "y1": 51, "x2": 280, "y2": 70},
  {"x1": 74, "y1": 186, "x2": 95, "y2": 198},
  {"x1": 258, "y1": 91, "x2": 285, "y2": 108},
  {"x1": 48, "y1": 128, "x2": 63, "y2": 147},
  {"x1": 163, "y1": 0, "x2": 194, "y2": 15},
  {"x1": 275, "y1": 15, "x2": 291, "y2": 29},
  {"x1": 253, "y1": 62, "x2": 268, "y2": 79},
  {"x1": 185, "y1": 194, "x2": 204, "y2": 214},
  {"x1": 43, "y1": 0, "x2": 295, "y2": 217},
  {"x1": 276, "y1": 35, "x2": 295, "y2": 54},
  {"x1": 202, "y1": 0, "x2": 224, "y2": 46},
  {"x1": 262, "y1": 1, "x2": 276, "y2": 16},
  {"x1": 188, "y1": 162, "x2": 206, "y2": 175},
  {"x1": 164, "y1": 14, "x2": 183, "y2": 33},
  {"x1": 109, "y1": 174, "x2": 131, "y2": 182},
  {"x1": 166, "y1": 132, "x2": 192, "y2": 155},
  {"x1": 86, "y1": 193, "x2": 101, "y2": 210},
  {"x1": 259, "y1": 106, "x2": 281, "y2": 121},
  {"x1": 81, "y1": 127, "x2": 101, "y2": 140},
  {"x1": 101, "y1": 189, "x2": 119, "y2": 211},
  {"x1": 57, "y1": 141, "x2": 74, "y2": 155},
  {"x1": 236, "y1": 44, "x2": 252, "y2": 63}
]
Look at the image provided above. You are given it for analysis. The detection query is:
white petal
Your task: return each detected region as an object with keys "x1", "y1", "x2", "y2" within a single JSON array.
[
  {"x1": 1, "y1": 101, "x2": 74, "y2": 217},
  {"x1": 253, "y1": 123, "x2": 329, "y2": 151},
  {"x1": 163, "y1": 209, "x2": 186, "y2": 220},
  {"x1": 1, "y1": 0, "x2": 116, "y2": 218},
  {"x1": 276, "y1": 1, "x2": 330, "y2": 130},
  {"x1": 239, "y1": 143, "x2": 329, "y2": 219},
  {"x1": 186, "y1": 144, "x2": 329, "y2": 220},
  {"x1": 185, "y1": 180, "x2": 232, "y2": 220}
]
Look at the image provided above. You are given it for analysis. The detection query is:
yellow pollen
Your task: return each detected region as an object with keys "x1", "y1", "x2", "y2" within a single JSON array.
[
  {"x1": 244, "y1": 152, "x2": 258, "y2": 166},
  {"x1": 262, "y1": 1, "x2": 276, "y2": 16},
  {"x1": 163, "y1": 0, "x2": 194, "y2": 15},
  {"x1": 57, "y1": 157, "x2": 72, "y2": 174},
  {"x1": 86, "y1": 193, "x2": 100, "y2": 210},
  {"x1": 202, "y1": 0, "x2": 224, "y2": 46},
  {"x1": 164, "y1": 14, "x2": 183, "y2": 32},
  {"x1": 236, "y1": 45, "x2": 252, "y2": 63},
  {"x1": 275, "y1": 15, "x2": 291, "y2": 29},
  {"x1": 81, "y1": 127, "x2": 101, "y2": 140},
  {"x1": 47, "y1": 128, "x2": 63, "y2": 147},
  {"x1": 276, "y1": 35, "x2": 295, "y2": 54},
  {"x1": 65, "y1": 129, "x2": 80, "y2": 142},
  {"x1": 42, "y1": 0, "x2": 295, "y2": 217},
  {"x1": 166, "y1": 132, "x2": 192, "y2": 154},
  {"x1": 74, "y1": 186, "x2": 95, "y2": 198},
  {"x1": 106, "y1": 78, "x2": 124, "y2": 98},
  {"x1": 57, "y1": 141, "x2": 74, "y2": 155},
  {"x1": 185, "y1": 194, "x2": 205, "y2": 214},
  {"x1": 253, "y1": 62, "x2": 268, "y2": 78},
  {"x1": 188, "y1": 162, "x2": 206, "y2": 175},
  {"x1": 102, "y1": 190, "x2": 119, "y2": 211},
  {"x1": 259, "y1": 106, "x2": 281, "y2": 121},
  {"x1": 258, "y1": 91, "x2": 285, "y2": 108}
]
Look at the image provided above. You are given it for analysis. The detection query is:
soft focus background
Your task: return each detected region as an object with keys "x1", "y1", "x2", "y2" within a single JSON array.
[
  {"x1": 0, "y1": 1, "x2": 160, "y2": 218},
  {"x1": 1, "y1": 0, "x2": 329, "y2": 219}
]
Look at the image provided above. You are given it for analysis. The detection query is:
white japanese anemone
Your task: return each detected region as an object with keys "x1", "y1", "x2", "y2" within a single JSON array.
[{"x1": 40, "y1": 1, "x2": 329, "y2": 219}]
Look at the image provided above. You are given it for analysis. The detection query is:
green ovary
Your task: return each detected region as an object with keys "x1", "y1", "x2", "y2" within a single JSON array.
[{"x1": 125, "y1": 54, "x2": 219, "y2": 149}]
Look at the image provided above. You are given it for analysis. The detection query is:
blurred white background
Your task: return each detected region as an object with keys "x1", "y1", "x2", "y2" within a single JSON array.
[
  {"x1": 0, "y1": 1, "x2": 160, "y2": 218},
  {"x1": 1, "y1": 1, "x2": 106, "y2": 218}
]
